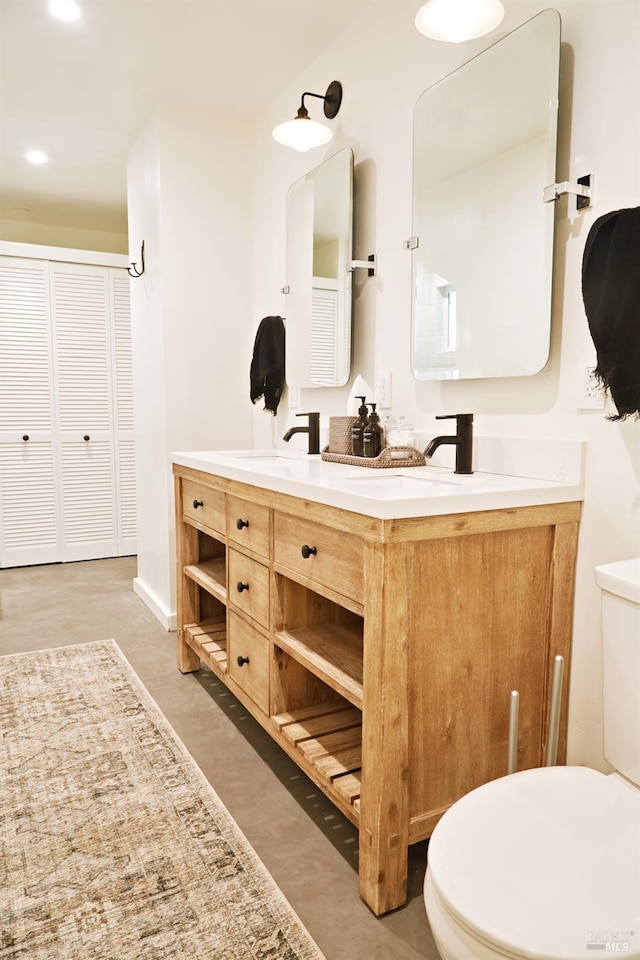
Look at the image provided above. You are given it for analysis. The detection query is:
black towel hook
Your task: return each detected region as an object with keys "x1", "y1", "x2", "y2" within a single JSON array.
[{"x1": 127, "y1": 241, "x2": 145, "y2": 278}]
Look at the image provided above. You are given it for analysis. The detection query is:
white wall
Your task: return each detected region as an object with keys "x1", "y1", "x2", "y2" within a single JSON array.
[
  {"x1": 0, "y1": 217, "x2": 127, "y2": 253},
  {"x1": 249, "y1": 0, "x2": 640, "y2": 771},
  {"x1": 128, "y1": 104, "x2": 253, "y2": 627}
]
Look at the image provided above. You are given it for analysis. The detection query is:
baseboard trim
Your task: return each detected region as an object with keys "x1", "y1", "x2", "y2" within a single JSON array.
[{"x1": 133, "y1": 577, "x2": 177, "y2": 632}]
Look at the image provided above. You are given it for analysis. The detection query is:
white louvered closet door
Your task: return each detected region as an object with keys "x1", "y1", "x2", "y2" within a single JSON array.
[
  {"x1": 0, "y1": 257, "x2": 62, "y2": 567},
  {"x1": 50, "y1": 262, "x2": 118, "y2": 561},
  {"x1": 110, "y1": 269, "x2": 136, "y2": 556}
]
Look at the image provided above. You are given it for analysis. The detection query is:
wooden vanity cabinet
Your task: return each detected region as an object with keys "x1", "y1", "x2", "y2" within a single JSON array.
[{"x1": 174, "y1": 463, "x2": 581, "y2": 916}]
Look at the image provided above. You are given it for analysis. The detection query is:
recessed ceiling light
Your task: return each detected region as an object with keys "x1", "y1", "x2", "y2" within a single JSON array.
[
  {"x1": 48, "y1": 0, "x2": 81, "y2": 22},
  {"x1": 26, "y1": 150, "x2": 49, "y2": 165},
  {"x1": 415, "y1": 0, "x2": 504, "y2": 43}
]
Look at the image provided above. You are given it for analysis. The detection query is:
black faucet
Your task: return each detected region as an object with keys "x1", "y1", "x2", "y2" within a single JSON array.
[
  {"x1": 423, "y1": 413, "x2": 474, "y2": 474},
  {"x1": 282, "y1": 412, "x2": 320, "y2": 455}
]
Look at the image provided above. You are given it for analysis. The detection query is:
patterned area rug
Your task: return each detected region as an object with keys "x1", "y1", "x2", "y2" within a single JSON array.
[{"x1": 0, "y1": 640, "x2": 326, "y2": 960}]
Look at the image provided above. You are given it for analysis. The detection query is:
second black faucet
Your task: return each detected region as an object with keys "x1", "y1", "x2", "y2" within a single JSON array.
[{"x1": 423, "y1": 413, "x2": 474, "y2": 474}]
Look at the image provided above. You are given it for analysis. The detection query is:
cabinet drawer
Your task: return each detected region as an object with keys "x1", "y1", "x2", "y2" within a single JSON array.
[
  {"x1": 228, "y1": 611, "x2": 270, "y2": 713},
  {"x1": 227, "y1": 548, "x2": 270, "y2": 628},
  {"x1": 227, "y1": 494, "x2": 271, "y2": 557},
  {"x1": 273, "y1": 512, "x2": 364, "y2": 604},
  {"x1": 182, "y1": 479, "x2": 225, "y2": 535}
]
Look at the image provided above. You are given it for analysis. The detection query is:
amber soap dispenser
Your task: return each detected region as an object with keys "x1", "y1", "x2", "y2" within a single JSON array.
[
  {"x1": 363, "y1": 402, "x2": 383, "y2": 458},
  {"x1": 351, "y1": 396, "x2": 368, "y2": 456}
]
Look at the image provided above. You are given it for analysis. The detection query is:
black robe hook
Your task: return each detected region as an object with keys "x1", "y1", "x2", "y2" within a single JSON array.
[{"x1": 127, "y1": 241, "x2": 145, "y2": 278}]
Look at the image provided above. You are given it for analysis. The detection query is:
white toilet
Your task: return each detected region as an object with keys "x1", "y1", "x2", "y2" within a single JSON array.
[{"x1": 424, "y1": 557, "x2": 640, "y2": 960}]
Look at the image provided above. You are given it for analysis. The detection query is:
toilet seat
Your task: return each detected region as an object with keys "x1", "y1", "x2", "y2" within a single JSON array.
[{"x1": 426, "y1": 766, "x2": 640, "y2": 960}]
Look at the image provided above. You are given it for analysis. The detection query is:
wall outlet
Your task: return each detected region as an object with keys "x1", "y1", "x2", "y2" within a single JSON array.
[
  {"x1": 579, "y1": 365, "x2": 605, "y2": 410},
  {"x1": 376, "y1": 370, "x2": 392, "y2": 408}
]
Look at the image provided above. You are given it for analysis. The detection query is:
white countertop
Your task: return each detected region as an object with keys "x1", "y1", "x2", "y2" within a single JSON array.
[{"x1": 171, "y1": 449, "x2": 584, "y2": 520}]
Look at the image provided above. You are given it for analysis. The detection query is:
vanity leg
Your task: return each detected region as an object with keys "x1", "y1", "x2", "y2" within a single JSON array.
[
  {"x1": 178, "y1": 628, "x2": 201, "y2": 673},
  {"x1": 543, "y1": 520, "x2": 579, "y2": 764},
  {"x1": 359, "y1": 541, "x2": 411, "y2": 915}
]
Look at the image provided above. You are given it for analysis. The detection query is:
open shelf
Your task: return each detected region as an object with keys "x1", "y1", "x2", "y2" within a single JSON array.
[
  {"x1": 275, "y1": 620, "x2": 363, "y2": 709},
  {"x1": 272, "y1": 702, "x2": 361, "y2": 813},
  {"x1": 183, "y1": 618, "x2": 228, "y2": 674},
  {"x1": 184, "y1": 558, "x2": 227, "y2": 604}
]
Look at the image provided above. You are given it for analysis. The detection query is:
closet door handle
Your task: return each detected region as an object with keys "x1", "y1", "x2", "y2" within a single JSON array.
[
  {"x1": 236, "y1": 581, "x2": 249, "y2": 593},
  {"x1": 236, "y1": 656, "x2": 250, "y2": 667},
  {"x1": 301, "y1": 544, "x2": 317, "y2": 559},
  {"x1": 83, "y1": 435, "x2": 90, "y2": 441},
  {"x1": 236, "y1": 518, "x2": 249, "y2": 530},
  {"x1": 22, "y1": 435, "x2": 29, "y2": 442},
  {"x1": 193, "y1": 499, "x2": 203, "y2": 509}
]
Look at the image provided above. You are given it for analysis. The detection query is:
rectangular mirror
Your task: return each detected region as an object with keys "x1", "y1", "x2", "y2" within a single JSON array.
[
  {"x1": 285, "y1": 147, "x2": 354, "y2": 388},
  {"x1": 411, "y1": 9, "x2": 561, "y2": 381}
]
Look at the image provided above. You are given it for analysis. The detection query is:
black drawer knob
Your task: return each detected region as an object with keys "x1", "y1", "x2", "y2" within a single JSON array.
[
  {"x1": 236, "y1": 518, "x2": 249, "y2": 530},
  {"x1": 22, "y1": 434, "x2": 29, "y2": 441},
  {"x1": 193, "y1": 499, "x2": 203, "y2": 509},
  {"x1": 83, "y1": 435, "x2": 90, "y2": 441},
  {"x1": 301, "y1": 544, "x2": 317, "y2": 559},
  {"x1": 236, "y1": 581, "x2": 249, "y2": 593},
  {"x1": 236, "y1": 655, "x2": 250, "y2": 667}
]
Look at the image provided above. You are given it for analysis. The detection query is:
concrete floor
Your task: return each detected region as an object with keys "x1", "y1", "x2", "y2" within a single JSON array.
[{"x1": 0, "y1": 556, "x2": 440, "y2": 960}]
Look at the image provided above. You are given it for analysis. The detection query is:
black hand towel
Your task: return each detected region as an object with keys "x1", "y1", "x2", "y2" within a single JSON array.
[
  {"x1": 250, "y1": 315, "x2": 286, "y2": 414},
  {"x1": 582, "y1": 206, "x2": 640, "y2": 420}
]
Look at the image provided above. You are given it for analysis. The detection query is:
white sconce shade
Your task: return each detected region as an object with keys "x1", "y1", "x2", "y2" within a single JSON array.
[
  {"x1": 272, "y1": 117, "x2": 333, "y2": 152},
  {"x1": 415, "y1": 0, "x2": 505, "y2": 43},
  {"x1": 272, "y1": 80, "x2": 343, "y2": 152}
]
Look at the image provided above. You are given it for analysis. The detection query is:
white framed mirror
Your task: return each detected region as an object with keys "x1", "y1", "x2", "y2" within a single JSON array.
[
  {"x1": 411, "y1": 9, "x2": 561, "y2": 381},
  {"x1": 285, "y1": 147, "x2": 354, "y2": 388}
]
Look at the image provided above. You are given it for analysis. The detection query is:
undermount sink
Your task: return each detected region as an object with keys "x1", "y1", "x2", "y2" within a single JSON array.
[
  {"x1": 327, "y1": 474, "x2": 457, "y2": 498},
  {"x1": 402, "y1": 468, "x2": 503, "y2": 487},
  {"x1": 230, "y1": 456, "x2": 290, "y2": 463},
  {"x1": 220, "y1": 449, "x2": 306, "y2": 461},
  {"x1": 325, "y1": 471, "x2": 506, "y2": 502},
  {"x1": 332, "y1": 467, "x2": 501, "y2": 485}
]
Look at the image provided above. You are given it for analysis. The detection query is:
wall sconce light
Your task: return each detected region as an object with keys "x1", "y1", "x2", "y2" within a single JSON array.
[
  {"x1": 415, "y1": 0, "x2": 504, "y2": 43},
  {"x1": 272, "y1": 80, "x2": 343, "y2": 152}
]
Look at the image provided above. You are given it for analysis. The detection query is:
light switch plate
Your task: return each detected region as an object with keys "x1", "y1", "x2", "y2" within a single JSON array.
[
  {"x1": 579, "y1": 365, "x2": 605, "y2": 410},
  {"x1": 288, "y1": 387, "x2": 300, "y2": 410},
  {"x1": 376, "y1": 371, "x2": 392, "y2": 408}
]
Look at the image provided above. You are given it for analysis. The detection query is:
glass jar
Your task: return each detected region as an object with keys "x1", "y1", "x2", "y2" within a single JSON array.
[{"x1": 384, "y1": 417, "x2": 415, "y2": 455}]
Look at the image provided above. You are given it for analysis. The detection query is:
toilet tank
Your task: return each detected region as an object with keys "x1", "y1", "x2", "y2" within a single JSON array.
[{"x1": 595, "y1": 558, "x2": 640, "y2": 786}]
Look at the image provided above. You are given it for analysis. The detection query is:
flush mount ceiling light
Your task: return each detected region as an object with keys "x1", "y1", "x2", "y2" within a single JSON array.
[
  {"x1": 415, "y1": 0, "x2": 504, "y2": 43},
  {"x1": 272, "y1": 80, "x2": 343, "y2": 152},
  {"x1": 26, "y1": 150, "x2": 49, "y2": 165},
  {"x1": 48, "y1": 0, "x2": 81, "y2": 21}
]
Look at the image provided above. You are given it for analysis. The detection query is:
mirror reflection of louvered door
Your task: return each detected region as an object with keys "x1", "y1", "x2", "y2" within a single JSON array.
[
  {"x1": 0, "y1": 257, "x2": 62, "y2": 567},
  {"x1": 310, "y1": 278, "x2": 342, "y2": 386}
]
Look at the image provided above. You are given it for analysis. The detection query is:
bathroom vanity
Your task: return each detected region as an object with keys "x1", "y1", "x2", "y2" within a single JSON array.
[{"x1": 172, "y1": 450, "x2": 582, "y2": 915}]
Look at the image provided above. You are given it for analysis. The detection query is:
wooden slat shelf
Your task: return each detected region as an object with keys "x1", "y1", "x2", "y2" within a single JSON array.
[
  {"x1": 183, "y1": 619, "x2": 228, "y2": 674},
  {"x1": 274, "y1": 621, "x2": 363, "y2": 709},
  {"x1": 334, "y1": 772, "x2": 361, "y2": 810},
  {"x1": 273, "y1": 704, "x2": 362, "y2": 811},
  {"x1": 184, "y1": 559, "x2": 227, "y2": 603}
]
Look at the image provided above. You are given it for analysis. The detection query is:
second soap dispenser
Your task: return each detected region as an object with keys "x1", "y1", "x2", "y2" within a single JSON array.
[
  {"x1": 351, "y1": 396, "x2": 368, "y2": 456},
  {"x1": 363, "y1": 402, "x2": 383, "y2": 458}
]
